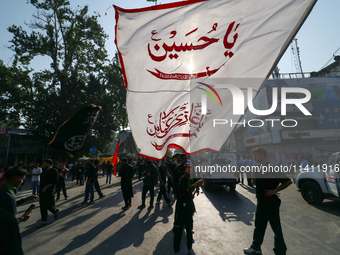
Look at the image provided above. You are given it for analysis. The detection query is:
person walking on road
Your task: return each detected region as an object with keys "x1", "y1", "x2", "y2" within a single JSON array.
[
  {"x1": 173, "y1": 154, "x2": 187, "y2": 199},
  {"x1": 235, "y1": 154, "x2": 244, "y2": 184},
  {"x1": 76, "y1": 162, "x2": 85, "y2": 186},
  {"x1": 37, "y1": 159, "x2": 60, "y2": 228},
  {"x1": 137, "y1": 158, "x2": 158, "y2": 210},
  {"x1": 106, "y1": 161, "x2": 113, "y2": 184},
  {"x1": 81, "y1": 160, "x2": 96, "y2": 205},
  {"x1": 56, "y1": 162, "x2": 68, "y2": 200},
  {"x1": 242, "y1": 155, "x2": 253, "y2": 187},
  {"x1": 244, "y1": 147, "x2": 292, "y2": 255},
  {"x1": 30, "y1": 163, "x2": 42, "y2": 195},
  {"x1": 94, "y1": 160, "x2": 105, "y2": 198},
  {"x1": 173, "y1": 163, "x2": 203, "y2": 255},
  {"x1": 119, "y1": 158, "x2": 133, "y2": 210},
  {"x1": 156, "y1": 158, "x2": 172, "y2": 207}
]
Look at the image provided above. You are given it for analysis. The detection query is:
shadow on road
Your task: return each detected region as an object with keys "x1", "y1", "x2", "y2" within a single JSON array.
[
  {"x1": 312, "y1": 200, "x2": 340, "y2": 217},
  {"x1": 203, "y1": 185, "x2": 256, "y2": 225},
  {"x1": 239, "y1": 183, "x2": 256, "y2": 194},
  {"x1": 86, "y1": 203, "x2": 174, "y2": 254},
  {"x1": 152, "y1": 227, "x2": 188, "y2": 255},
  {"x1": 53, "y1": 211, "x2": 126, "y2": 255}
]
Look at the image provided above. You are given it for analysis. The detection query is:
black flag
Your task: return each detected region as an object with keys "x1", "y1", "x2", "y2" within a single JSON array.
[{"x1": 48, "y1": 105, "x2": 102, "y2": 156}]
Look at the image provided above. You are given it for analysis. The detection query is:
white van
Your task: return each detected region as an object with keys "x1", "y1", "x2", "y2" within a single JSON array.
[
  {"x1": 294, "y1": 151, "x2": 340, "y2": 204},
  {"x1": 192, "y1": 151, "x2": 239, "y2": 192}
]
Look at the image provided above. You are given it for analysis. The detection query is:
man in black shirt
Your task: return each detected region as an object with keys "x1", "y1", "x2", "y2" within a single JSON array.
[
  {"x1": 119, "y1": 158, "x2": 134, "y2": 210},
  {"x1": 56, "y1": 162, "x2": 68, "y2": 200},
  {"x1": 137, "y1": 158, "x2": 158, "y2": 210},
  {"x1": 81, "y1": 160, "x2": 96, "y2": 205},
  {"x1": 0, "y1": 207, "x2": 24, "y2": 255},
  {"x1": 37, "y1": 159, "x2": 59, "y2": 227},
  {"x1": 76, "y1": 162, "x2": 85, "y2": 185},
  {"x1": 156, "y1": 158, "x2": 172, "y2": 206},
  {"x1": 94, "y1": 160, "x2": 105, "y2": 198},
  {"x1": 0, "y1": 167, "x2": 38, "y2": 223},
  {"x1": 173, "y1": 154, "x2": 187, "y2": 199},
  {"x1": 166, "y1": 154, "x2": 179, "y2": 194},
  {"x1": 106, "y1": 161, "x2": 113, "y2": 184},
  {"x1": 244, "y1": 147, "x2": 292, "y2": 255},
  {"x1": 173, "y1": 163, "x2": 203, "y2": 255}
]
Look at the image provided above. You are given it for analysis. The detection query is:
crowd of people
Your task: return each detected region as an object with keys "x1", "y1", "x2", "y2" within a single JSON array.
[{"x1": 0, "y1": 147, "x2": 298, "y2": 255}]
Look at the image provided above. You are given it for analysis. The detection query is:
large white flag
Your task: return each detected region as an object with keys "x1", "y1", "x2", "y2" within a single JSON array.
[{"x1": 114, "y1": 0, "x2": 317, "y2": 159}]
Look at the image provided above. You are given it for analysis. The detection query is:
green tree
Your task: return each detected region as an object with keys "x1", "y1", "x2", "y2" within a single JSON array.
[
  {"x1": 0, "y1": 60, "x2": 32, "y2": 127},
  {"x1": 5, "y1": 0, "x2": 127, "y2": 156}
]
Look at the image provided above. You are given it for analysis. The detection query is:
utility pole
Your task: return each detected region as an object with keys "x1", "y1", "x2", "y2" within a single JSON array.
[{"x1": 291, "y1": 38, "x2": 304, "y2": 78}]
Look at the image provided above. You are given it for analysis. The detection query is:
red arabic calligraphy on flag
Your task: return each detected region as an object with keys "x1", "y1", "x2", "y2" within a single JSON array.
[
  {"x1": 146, "y1": 102, "x2": 212, "y2": 150},
  {"x1": 114, "y1": 0, "x2": 317, "y2": 160},
  {"x1": 146, "y1": 20, "x2": 239, "y2": 80}
]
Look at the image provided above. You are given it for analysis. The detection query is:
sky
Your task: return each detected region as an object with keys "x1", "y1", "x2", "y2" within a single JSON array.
[{"x1": 0, "y1": 0, "x2": 339, "y2": 75}]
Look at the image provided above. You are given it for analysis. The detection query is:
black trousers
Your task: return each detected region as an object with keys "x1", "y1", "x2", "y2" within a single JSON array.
[
  {"x1": 141, "y1": 184, "x2": 154, "y2": 206},
  {"x1": 76, "y1": 174, "x2": 83, "y2": 185},
  {"x1": 94, "y1": 179, "x2": 103, "y2": 197},
  {"x1": 173, "y1": 209, "x2": 193, "y2": 253},
  {"x1": 40, "y1": 201, "x2": 58, "y2": 222},
  {"x1": 251, "y1": 199, "x2": 287, "y2": 255},
  {"x1": 123, "y1": 195, "x2": 131, "y2": 207},
  {"x1": 56, "y1": 181, "x2": 67, "y2": 199},
  {"x1": 243, "y1": 172, "x2": 252, "y2": 186},
  {"x1": 157, "y1": 185, "x2": 170, "y2": 204},
  {"x1": 167, "y1": 178, "x2": 173, "y2": 193}
]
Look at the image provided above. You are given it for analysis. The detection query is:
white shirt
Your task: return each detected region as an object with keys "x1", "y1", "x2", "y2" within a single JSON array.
[{"x1": 31, "y1": 167, "x2": 42, "y2": 182}]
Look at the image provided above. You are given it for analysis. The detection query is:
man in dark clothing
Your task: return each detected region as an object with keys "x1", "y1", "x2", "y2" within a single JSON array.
[
  {"x1": 81, "y1": 160, "x2": 96, "y2": 205},
  {"x1": 0, "y1": 167, "x2": 38, "y2": 223},
  {"x1": 0, "y1": 207, "x2": 24, "y2": 255},
  {"x1": 94, "y1": 160, "x2": 105, "y2": 198},
  {"x1": 56, "y1": 162, "x2": 68, "y2": 200},
  {"x1": 137, "y1": 158, "x2": 145, "y2": 181},
  {"x1": 244, "y1": 147, "x2": 292, "y2": 255},
  {"x1": 173, "y1": 164, "x2": 203, "y2": 255},
  {"x1": 166, "y1": 155, "x2": 179, "y2": 194},
  {"x1": 37, "y1": 159, "x2": 60, "y2": 227},
  {"x1": 119, "y1": 158, "x2": 134, "y2": 210},
  {"x1": 106, "y1": 161, "x2": 113, "y2": 184},
  {"x1": 157, "y1": 158, "x2": 172, "y2": 207},
  {"x1": 101, "y1": 161, "x2": 107, "y2": 177},
  {"x1": 173, "y1": 154, "x2": 187, "y2": 199},
  {"x1": 137, "y1": 158, "x2": 158, "y2": 210},
  {"x1": 76, "y1": 162, "x2": 85, "y2": 185}
]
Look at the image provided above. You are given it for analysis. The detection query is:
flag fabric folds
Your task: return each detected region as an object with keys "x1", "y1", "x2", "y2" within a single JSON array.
[
  {"x1": 48, "y1": 105, "x2": 102, "y2": 157},
  {"x1": 112, "y1": 138, "x2": 120, "y2": 176},
  {"x1": 114, "y1": 0, "x2": 317, "y2": 160}
]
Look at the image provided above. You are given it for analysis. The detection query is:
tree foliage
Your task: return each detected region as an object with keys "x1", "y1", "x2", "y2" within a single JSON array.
[{"x1": 3, "y1": 0, "x2": 127, "y2": 156}]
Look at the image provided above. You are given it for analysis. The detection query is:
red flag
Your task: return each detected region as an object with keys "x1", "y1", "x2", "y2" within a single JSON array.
[{"x1": 112, "y1": 138, "x2": 120, "y2": 176}]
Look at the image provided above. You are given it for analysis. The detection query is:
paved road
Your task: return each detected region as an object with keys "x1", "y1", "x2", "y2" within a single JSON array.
[{"x1": 16, "y1": 175, "x2": 340, "y2": 255}]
